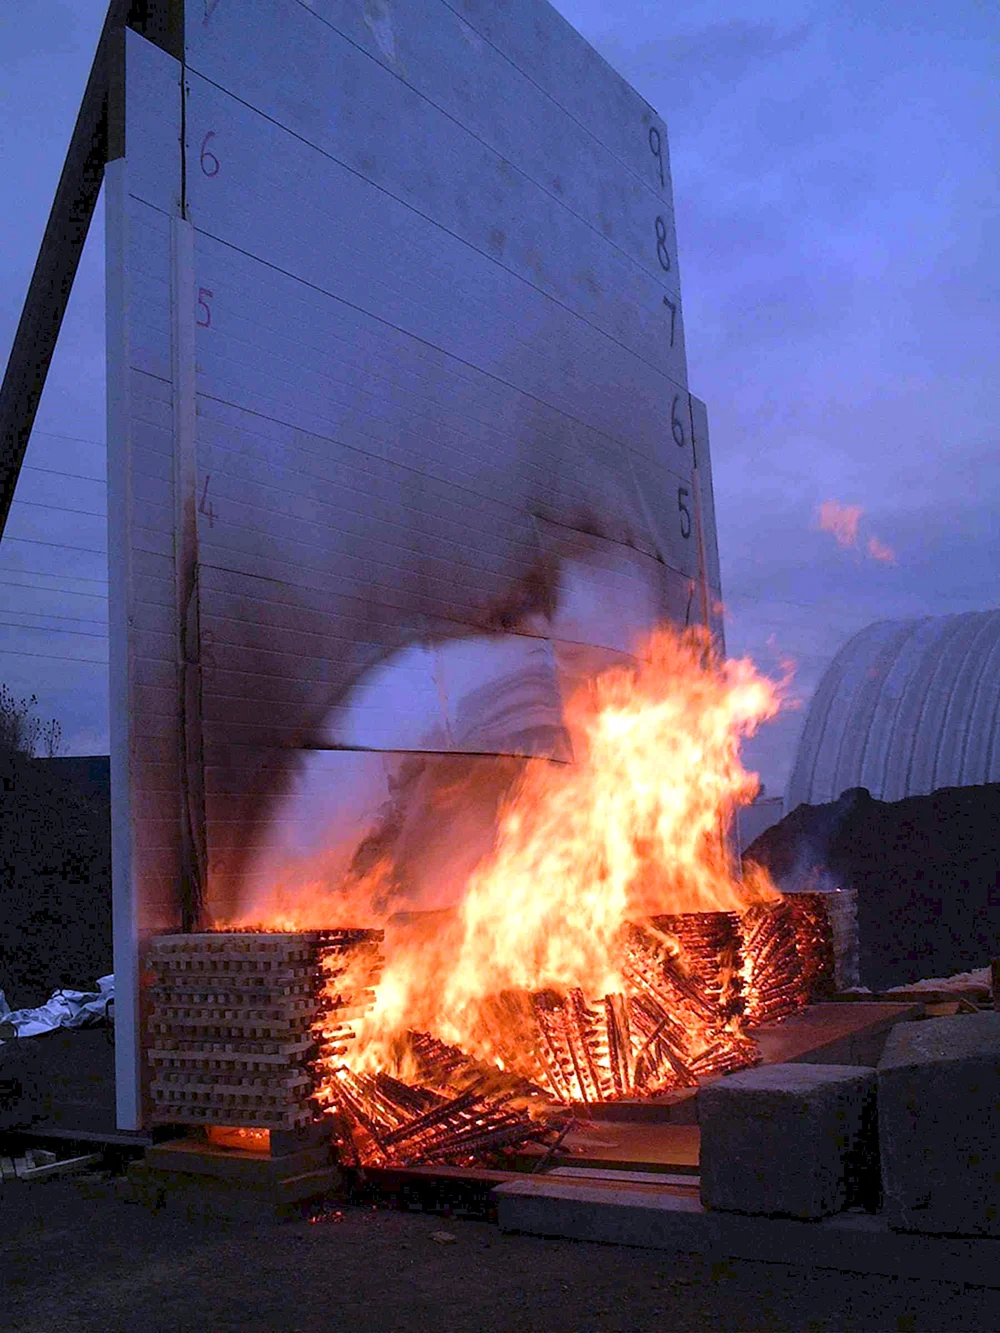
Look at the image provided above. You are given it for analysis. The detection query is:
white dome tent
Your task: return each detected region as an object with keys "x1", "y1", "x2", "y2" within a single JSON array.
[{"x1": 787, "y1": 610, "x2": 1000, "y2": 810}]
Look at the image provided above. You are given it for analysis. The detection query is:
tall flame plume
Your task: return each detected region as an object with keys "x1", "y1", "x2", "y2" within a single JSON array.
[{"x1": 333, "y1": 623, "x2": 786, "y2": 1078}]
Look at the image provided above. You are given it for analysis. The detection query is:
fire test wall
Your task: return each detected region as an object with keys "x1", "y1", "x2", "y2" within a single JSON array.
[{"x1": 106, "y1": 0, "x2": 722, "y2": 1128}]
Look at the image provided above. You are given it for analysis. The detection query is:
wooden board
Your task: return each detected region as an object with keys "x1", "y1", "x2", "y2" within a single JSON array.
[
  {"x1": 750, "y1": 1002, "x2": 925, "y2": 1068},
  {"x1": 556, "y1": 1122, "x2": 700, "y2": 1174}
]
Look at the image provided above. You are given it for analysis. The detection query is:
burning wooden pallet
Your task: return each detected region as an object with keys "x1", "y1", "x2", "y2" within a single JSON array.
[
  {"x1": 741, "y1": 894, "x2": 836, "y2": 1026},
  {"x1": 146, "y1": 930, "x2": 382, "y2": 1129},
  {"x1": 462, "y1": 901, "x2": 833, "y2": 1105},
  {"x1": 323, "y1": 1066, "x2": 565, "y2": 1169},
  {"x1": 397, "y1": 917, "x2": 764, "y2": 1109},
  {"x1": 653, "y1": 911, "x2": 744, "y2": 1022},
  {"x1": 143, "y1": 895, "x2": 836, "y2": 1152}
]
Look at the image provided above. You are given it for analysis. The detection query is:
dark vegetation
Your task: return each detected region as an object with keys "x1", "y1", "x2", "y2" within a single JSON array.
[
  {"x1": 0, "y1": 689, "x2": 111, "y2": 1007},
  {"x1": 746, "y1": 784, "x2": 1000, "y2": 991}
]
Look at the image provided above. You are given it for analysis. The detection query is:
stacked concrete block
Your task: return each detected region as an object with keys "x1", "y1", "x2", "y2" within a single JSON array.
[
  {"x1": 146, "y1": 931, "x2": 381, "y2": 1130},
  {"x1": 699, "y1": 1063, "x2": 877, "y2": 1219},
  {"x1": 878, "y1": 1011, "x2": 1000, "y2": 1237}
]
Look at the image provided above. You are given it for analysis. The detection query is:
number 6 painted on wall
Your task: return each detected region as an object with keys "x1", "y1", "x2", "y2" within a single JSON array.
[
  {"x1": 196, "y1": 288, "x2": 214, "y2": 328},
  {"x1": 200, "y1": 131, "x2": 220, "y2": 176}
]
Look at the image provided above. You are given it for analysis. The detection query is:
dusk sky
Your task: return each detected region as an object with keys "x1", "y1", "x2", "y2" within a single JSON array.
[{"x1": 0, "y1": 0, "x2": 996, "y2": 798}]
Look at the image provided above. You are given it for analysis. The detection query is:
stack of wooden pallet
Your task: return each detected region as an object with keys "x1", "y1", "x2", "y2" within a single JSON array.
[
  {"x1": 146, "y1": 930, "x2": 382, "y2": 1129},
  {"x1": 740, "y1": 895, "x2": 836, "y2": 1026}
]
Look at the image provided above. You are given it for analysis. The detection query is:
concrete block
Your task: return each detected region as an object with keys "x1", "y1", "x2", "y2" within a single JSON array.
[
  {"x1": 699, "y1": 1063, "x2": 877, "y2": 1219},
  {"x1": 878, "y1": 1011, "x2": 1000, "y2": 1237},
  {"x1": 495, "y1": 1176, "x2": 1000, "y2": 1286}
]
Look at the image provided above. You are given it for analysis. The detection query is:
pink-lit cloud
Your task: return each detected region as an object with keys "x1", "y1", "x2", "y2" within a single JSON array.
[
  {"x1": 816, "y1": 500, "x2": 898, "y2": 566},
  {"x1": 817, "y1": 499, "x2": 863, "y2": 548},
  {"x1": 867, "y1": 535, "x2": 897, "y2": 565}
]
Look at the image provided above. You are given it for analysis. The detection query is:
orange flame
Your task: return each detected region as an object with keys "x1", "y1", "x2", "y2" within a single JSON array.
[
  {"x1": 216, "y1": 855, "x2": 405, "y2": 934},
  {"x1": 340, "y1": 624, "x2": 786, "y2": 1072}
]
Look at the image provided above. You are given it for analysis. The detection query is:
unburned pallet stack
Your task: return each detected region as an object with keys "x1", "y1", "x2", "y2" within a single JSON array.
[{"x1": 146, "y1": 930, "x2": 382, "y2": 1130}]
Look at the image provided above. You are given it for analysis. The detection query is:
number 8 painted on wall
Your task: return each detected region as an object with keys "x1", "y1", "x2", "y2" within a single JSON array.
[{"x1": 655, "y1": 216, "x2": 671, "y2": 272}]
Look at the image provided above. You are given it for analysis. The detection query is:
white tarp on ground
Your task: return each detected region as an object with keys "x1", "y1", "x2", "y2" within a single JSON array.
[{"x1": 0, "y1": 976, "x2": 114, "y2": 1042}]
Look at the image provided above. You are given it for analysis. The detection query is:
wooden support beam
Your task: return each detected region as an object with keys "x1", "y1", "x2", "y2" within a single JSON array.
[{"x1": 0, "y1": 0, "x2": 183, "y2": 540}]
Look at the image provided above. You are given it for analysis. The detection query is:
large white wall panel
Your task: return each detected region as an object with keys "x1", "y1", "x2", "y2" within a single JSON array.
[{"x1": 108, "y1": 6, "x2": 725, "y2": 1084}]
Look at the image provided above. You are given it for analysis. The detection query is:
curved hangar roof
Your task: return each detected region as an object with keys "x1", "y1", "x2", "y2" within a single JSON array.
[{"x1": 786, "y1": 609, "x2": 1000, "y2": 810}]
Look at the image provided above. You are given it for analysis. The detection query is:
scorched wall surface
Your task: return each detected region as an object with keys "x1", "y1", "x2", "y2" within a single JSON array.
[{"x1": 106, "y1": 1, "x2": 721, "y2": 1127}]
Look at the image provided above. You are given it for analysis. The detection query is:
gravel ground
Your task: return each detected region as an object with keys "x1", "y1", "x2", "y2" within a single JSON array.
[{"x1": 1, "y1": 1176, "x2": 998, "y2": 1333}]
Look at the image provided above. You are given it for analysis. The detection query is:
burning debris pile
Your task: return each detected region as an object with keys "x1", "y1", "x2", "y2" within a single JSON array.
[
  {"x1": 185, "y1": 626, "x2": 834, "y2": 1165},
  {"x1": 324, "y1": 1067, "x2": 564, "y2": 1169}
]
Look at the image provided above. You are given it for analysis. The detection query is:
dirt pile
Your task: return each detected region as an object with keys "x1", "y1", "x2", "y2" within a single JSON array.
[{"x1": 744, "y1": 784, "x2": 1000, "y2": 991}]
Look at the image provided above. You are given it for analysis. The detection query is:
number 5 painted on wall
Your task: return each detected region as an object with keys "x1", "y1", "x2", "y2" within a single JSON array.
[{"x1": 196, "y1": 288, "x2": 214, "y2": 328}]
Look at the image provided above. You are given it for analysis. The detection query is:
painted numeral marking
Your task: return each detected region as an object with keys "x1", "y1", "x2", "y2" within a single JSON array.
[
  {"x1": 648, "y1": 126, "x2": 665, "y2": 189},
  {"x1": 196, "y1": 288, "x2": 214, "y2": 328},
  {"x1": 677, "y1": 487, "x2": 692, "y2": 539},
  {"x1": 200, "y1": 131, "x2": 220, "y2": 177},
  {"x1": 671, "y1": 394, "x2": 686, "y2": 449},
  {"x1": 199, "y1": 475, "x2": 217, "y2": 528},
  {"x1": 655, "y1": 216, "x2": 671, "y2": 272},
  {"x1": 663, "y1": 295, "x2": 677, "y2": 348}
]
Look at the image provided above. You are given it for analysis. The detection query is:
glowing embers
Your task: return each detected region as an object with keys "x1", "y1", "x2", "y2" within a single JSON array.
[
  {"x1": 403, "y1": 903, "x2": 834, "y2": 1111},
  {"x1": 205, "y1": 1126, "x2": 271, "y2": 1152},
  {"x1": 323, "y1": 1067, "x2": 564, "y2": 1168},
  {"x1": 531, "y1": 916, "x2": 758, "y2": 1104}
]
